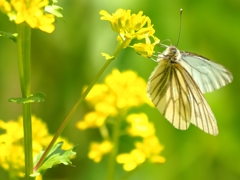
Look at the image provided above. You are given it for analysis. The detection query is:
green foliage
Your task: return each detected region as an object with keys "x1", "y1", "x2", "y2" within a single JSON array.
[
  {"x1": 45, "y1": 0, "x2": 63, "y2": 18},
  {"x1": 31, "y1": 141, "x2": 77, "y2": 177},
  {"x1": 0, "y1": 31, "x2": 17, "y2": 42},
  {"x1": 8, "y1": 92, "x2": 46, "y2": 104}
]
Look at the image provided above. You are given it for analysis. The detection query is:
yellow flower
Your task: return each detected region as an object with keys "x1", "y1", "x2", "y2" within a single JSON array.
[
  {"x1": 76, "y1": 111, "x2": 107, "y2": 129},
  {"x1": 135, "y1": 135, "x2": 165, "y2": 163},
  {"x1": 117, "y1": 113, "x2": 165, "y2": 171},
  {"x1": 104, "y1": 69, "x2": 151, "y2": 109},
  {"x1": 131, "y1": 35, "x2": 160, "y2": 57},
  {"x1": 88, "y1": 140, "x2": 112, "y2": 163},
  {"x1": 84, "y1": 84, "x2": 110, "y2": 105},
  {"x1": 12, "y1": 0, "x2": 55, "y2": 33},
  {"x1": 35, "y1": 175, "x2": 43, "y2": 180},
  {"x1": 0, "y1": 115, "x2": 73, "y2": 178},
  {"x1": 0, "y1": 0, "x2": 56, "y2": 33},
  {"x1": 100, "y1": 9, "x2": 150, "y2": 37},
  {"x1": 117, "y1": 135, "x2": 165, "y2": 171},
  {"x1": 150, "y1": 155, "x2": 166, "y2": 164},
  {"x1": 100, "y1": 9, "x2": 160, "y2": 56},
  {"x1": 77, "y1": 70, "x2": 165, "y2": 168},
  {"x1": 127, "y1": 113, "x2": 155, "y2": 138},
  {"x1": 0, "y1": 0, "x2": 11, "y2": 13},
  {"x1": 77, "y1": 69, "x2": 152, "y2": 129},
  {"x1": 116, "y1": 149, "x2": 146, "y2": 171}
]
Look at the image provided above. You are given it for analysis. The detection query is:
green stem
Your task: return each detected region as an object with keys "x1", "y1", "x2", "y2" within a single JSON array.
[
  {"x1": 107, "y1": 110, "x2": 126, "y2": 180},
  {"x1": 34, "y1": 41, "x2": 126, "y2": 172},
  {"x1": 105, "y1": 40, "x2": 129, "y2": 180},
  {"x1": 17, "y1": 23, "x2": 34, "y2": 179}
]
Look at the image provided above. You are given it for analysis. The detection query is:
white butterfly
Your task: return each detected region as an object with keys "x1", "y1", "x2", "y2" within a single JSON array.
[{"x1": 147, "y1": 45, "x2": 233, "y2": 136}]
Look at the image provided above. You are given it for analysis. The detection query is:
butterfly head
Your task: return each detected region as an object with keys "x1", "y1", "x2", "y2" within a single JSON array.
[{"x1": 158, "y1": 45, "x2": 181, "y2": 63}]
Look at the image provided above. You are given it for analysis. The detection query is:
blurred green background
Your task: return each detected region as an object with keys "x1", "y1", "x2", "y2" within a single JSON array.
[{"x1": 0, "y1": 0, "x2": 239, "y2": 179}]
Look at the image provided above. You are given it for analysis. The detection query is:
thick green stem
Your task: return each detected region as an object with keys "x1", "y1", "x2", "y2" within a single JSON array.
[{"x1": 17, "y1": 23, "x2": 34, "y2": 179}]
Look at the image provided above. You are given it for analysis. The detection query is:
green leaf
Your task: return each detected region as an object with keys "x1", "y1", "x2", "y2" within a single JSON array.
[
  {"x1": 0, "y1": 31, "x2": 17, "y2": 42},
  {"x1": 8, "y1": 92, "x2": 46, "y2": 104},
  {"x1": 31, "y1": 141, "x2": 77, "y2": 177},
  {"x1": 45, "y1": 0, "x2": 63, "y2": 18}
]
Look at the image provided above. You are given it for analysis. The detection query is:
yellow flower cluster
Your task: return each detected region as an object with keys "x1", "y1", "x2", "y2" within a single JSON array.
[
  {"x1": 77, "y1": 69, "x2": 152, "y2": 163},
  {"x1": 117, "y1": 113, "x2": 165, "y2": 171},
  {"x1": 77, "y1": 69, "x2": 152, "y2": 130},
  {"x1": 77, "y1": 69, "x2": 164, "y2": 170},
  {"x1": 127, "y1": 113, "x2": 155, "y2": 137},
  {"x1": 0, "y1": 115, "x2": 73, "y2": 178},
  {"x1": 88, "y1": 140, "x2": 112, "y2": 163},
  {"x1": 100, "y1": 9, "x2": 160, "y2": 57},
  {"x1": 0, "y1": 0, "x2": 55, "y2": 33}
]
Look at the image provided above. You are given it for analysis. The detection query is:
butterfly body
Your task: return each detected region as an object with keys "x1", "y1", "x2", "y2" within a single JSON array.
[{"x1": 147, "y1": 45, "x2": 233, "y2": 136}]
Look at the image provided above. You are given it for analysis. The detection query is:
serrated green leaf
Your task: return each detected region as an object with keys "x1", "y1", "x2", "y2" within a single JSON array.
[
  {"x1": 8, "y1": 92, "x2": 46, "y2": 104},
  {"x1": 0, "y1": 31, "x2": 17, "y2": 42},
  {"x1": 31, "y1": 141, "x2": 77, "y2": 177}
]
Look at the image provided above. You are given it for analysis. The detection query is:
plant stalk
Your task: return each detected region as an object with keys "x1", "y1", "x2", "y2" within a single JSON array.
[{"x1": 17, "y1": 23, "x2": 34, "y2": 180}]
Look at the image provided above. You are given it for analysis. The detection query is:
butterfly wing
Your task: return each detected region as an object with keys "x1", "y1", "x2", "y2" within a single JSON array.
[
  {"x1": 180, "y1": 52, "x2": 233, "y2": 93},
  {"x1": 147, "y1": 60, "x2": 218, "y2": 135},
  {"x1": 176, "y1": 63, "x2": 219, "y2": 135}
]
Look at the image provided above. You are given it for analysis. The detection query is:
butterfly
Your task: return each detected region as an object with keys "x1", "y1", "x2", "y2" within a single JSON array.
[{"x1": 147, "y1": 44, "x2": 233, "y2": 136}]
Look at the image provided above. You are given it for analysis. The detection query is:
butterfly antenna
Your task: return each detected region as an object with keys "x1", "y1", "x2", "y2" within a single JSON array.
[{"x1": 176, "y1": 8, "x2": 183, "y2": 47}]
